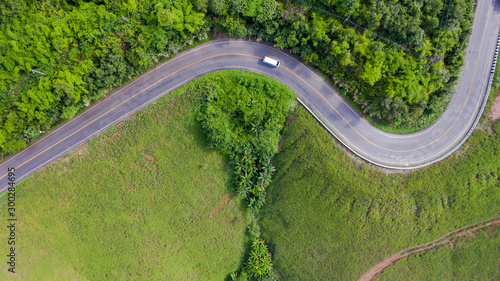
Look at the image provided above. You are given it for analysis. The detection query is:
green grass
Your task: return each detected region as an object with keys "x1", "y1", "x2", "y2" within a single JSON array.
[
  {"x1": 258, "y1": 105, "x2": 500, "y2": 280},
  {"x1": 0, "y1": 34, "x2": 212, "y2": 161},
  {"x1": 1, "y1": 67, "x2": 497, "y2": 280},
  {"x1": 305, "y1": 60, "x2": 446, "y2": 135},
  {"x1": 368, "y1": 112, "x2": 443, "y2": 134},
  {"x1": 0, "y1": 72, "x2": 257, "y2": 280},
  {"x1": 378, "y1": 224, "x2": 500, "y2": 280}
]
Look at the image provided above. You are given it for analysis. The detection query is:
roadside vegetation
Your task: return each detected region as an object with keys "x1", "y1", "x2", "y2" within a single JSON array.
[
  {"x1": 377, "y1": 224, "x2": 500, "y2": 280},
  {"x1": 484, "y1": 62, "x2": 500, "y2": 122},
  {"x1": 258, "y1": 105, "x2": 499, "y2": 280},
  {"x1": 0, "y1": 72, "x2": 253, "y2": 280},
  {"x1": 0, "y1": 0, "x2": 475, "y2": 157},
  {"x1": 0, "y1": 0, "x2": 211, "y2": 156},
  {"x1": 214, "y1": 0, "x2": 475, "y2": 132},
  {"x1": 493, "y1": 63, "x2": 500, "y2": 94},
  {"x1": 193, "y1": 70, "x2": 295, "y2": 279},
  {"x1": 196, "y1": 70, "x2": 295, "y2": 210},
  {"x1": 0, "y1": 70, "x2": 294, "y2": 280}
]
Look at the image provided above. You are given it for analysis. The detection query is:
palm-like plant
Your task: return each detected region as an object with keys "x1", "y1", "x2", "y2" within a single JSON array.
[
  {"x1": 246, "y1": 238, "x2": 273, "y2": 277},
  {"x1": 262, "y1": 157, "x2": 276, "y2": 176},
  {"x1": 238, "y1": 172, "x2": 251, "y2": 188},
  {"x1": 251, "y1": 122, "x2": 263, "y2": 136}
]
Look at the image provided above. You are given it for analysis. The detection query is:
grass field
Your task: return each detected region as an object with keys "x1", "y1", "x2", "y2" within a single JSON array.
[
  {"x1": 0, "y1": 72, "x2": 261, "y2": 280},
  {"x1": 258, "y1": 105, "x2": 500, "y2": 280},
  {"x1": 378, "y1": 224, "x2": 500, "y2": 280},
  {"x1": 1, "y1": 67, "x2": 498, "y2": 280}
]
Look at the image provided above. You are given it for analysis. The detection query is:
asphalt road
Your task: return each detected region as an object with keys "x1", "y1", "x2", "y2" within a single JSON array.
[{"x1": 1, "y1": 0, "x2": 499, "y2": 191}]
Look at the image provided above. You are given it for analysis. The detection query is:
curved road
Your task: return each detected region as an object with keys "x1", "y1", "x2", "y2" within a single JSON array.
[{"x1": 0, "y1": 0, "x2": 499, "y2": 191}]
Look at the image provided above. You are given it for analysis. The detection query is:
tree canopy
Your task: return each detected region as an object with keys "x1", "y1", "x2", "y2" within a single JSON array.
[{"x1": 0, "y1": 0, "x2": 475, "y2": 156}]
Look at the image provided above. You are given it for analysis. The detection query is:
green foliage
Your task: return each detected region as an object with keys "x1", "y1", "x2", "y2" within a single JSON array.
[
  {"x1": 247, "y1": 238, "x2": 273, "y2": 277},
  {"x1": 492, "y1": 64, "x2": 500, "y2": 93},
  {"x1": 231, "y1": 270, "x2": 250, "y2": 281},
  {"x1": 248, "y1": 213, "x2": 262, "y2": 239},
  {"x1": 258, "y1": 106, "x2": 500, "y2": 280},
  {"x1": 257, "y1": 270, "x2": 280, "y2": 281},
  {"x1": 214, "y1": 0, "x2": 474, "y2": 130},
  {"x1": 0, "y1": 0, "x2": 26, "y2": 22},
  {"x1": 60, "y1": 106, "x2": 79, "y2": 120},
  {"x1": 255, "y1": 0, "x2": 279, "y2": 24},
  {"x1": 378, "y1": 225, "x2": 500, "y2": 280},
  {"x1": 197, "y1": 72, "x2": 293, "y2": 157},
  {"x1": 193, "y1": 0, "x2": 210, "y2": 13},
  {"x1": 0, "y1": 86, "x2": 248, "y2": 280},
  {"x1": 231, "y1": 0, "x2": 248, "y2": 15},
  {"x1": 160, "y1": 0, "x2": 205, "y2": 38},
  {"x1": 219, "y1": 16, "x2": 248, "y2": 38},
  {"x1": 0, "y1": 0, "x2": 209, "y2": 158},
  {"x1": 210, "y1": 0, "x2": 227, "y2": 15},
  {"x1": 196, "y1": 71, "x2": 295, "y2": 209},
  {"x1": 86, "y1": 45, "x2": 131, "y2": 91},
  {"x1": 231, "y1": 151, "x2": 277, "y2": 209},
  {"x1": 157, "y1": 8, "x2": 175, "y2": 26}
]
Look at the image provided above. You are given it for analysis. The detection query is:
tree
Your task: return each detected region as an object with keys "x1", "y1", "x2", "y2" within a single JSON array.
[
  {"x1": 87, "y1": 44, "x2": 130, "y2": 91},
  {"x1": 310, "y1": 13, "x2": 331, "y2": 47},
  {"x1": 231, "y1": 0, "x2": 247, "y2": 15},
  {"x1": 166, "y1": 0, "x2": 205, "y2": 38},
  {"x1": 193, "y1": 0, "x2": 209, "y2": 13},
  {"x1": 157, "y1": 8, "x2": 174, "y2": 27},
  {"x1": 255, "y1": 0, "x2": 279, "y2": 24},
  {"x1": 210, "y1": 0, "x2": 227, "y2": 15},
  {"x1": 0, "y1": 0, "x2": 26, "y2": 22},
  {"x1": 221, "y1": 16, "x2": 248, "y2": 38}
]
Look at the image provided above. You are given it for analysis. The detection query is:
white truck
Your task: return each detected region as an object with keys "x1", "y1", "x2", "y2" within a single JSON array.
[{"x1": 263, "y1": 56, "x2": 280, "y2": 67}]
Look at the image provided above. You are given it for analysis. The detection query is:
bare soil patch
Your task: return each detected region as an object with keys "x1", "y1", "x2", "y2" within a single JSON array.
[
  {"x1": 359, "y1": 217, "x2": 500, "y2": 281},
  {"x1": 210, "y1": 194, "x2": 231, "y2": 217},
  {"x1": 490, "y1": 93, "x2": 500, "y2": 120},
  {"x1": 144, "y1": 154, "x2": 155, "y2": 162}
]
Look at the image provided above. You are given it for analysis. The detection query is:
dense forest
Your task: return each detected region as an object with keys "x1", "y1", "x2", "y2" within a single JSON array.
[{"x1": 0, "y1": 0, "x2": 474, "y2": 156}]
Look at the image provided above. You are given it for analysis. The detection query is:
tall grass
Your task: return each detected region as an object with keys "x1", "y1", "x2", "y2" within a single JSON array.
[
  {"x1": 378, "y1": 225, "x2": 500, "y2": 280},
  {"x1": 0, "y1": 78, "x2": 249, "y2": 280},
  {"x1": 258, "y1": 106, "x2": 500, "y2": 280}
]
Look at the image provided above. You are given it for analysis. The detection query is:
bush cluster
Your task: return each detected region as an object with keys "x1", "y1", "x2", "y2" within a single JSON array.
[
  {"x1": 0, "y1": 0, "x2": 475, "y2": 155},
  {"x1": 0, "y1": 0, "x2": 209, "y2": 156},
  {"x1": 197, "y1": 74, "x2": 294, "y2": 209},
  {"x1": 230, "y1": 215, "x2": 280, "y2": 281},
  {"x1": 193, "y1": 71, "x2": 293, "y2": 279},
  {"x1": 208, "y1": 0, "x2": 474, "y2": 129}
]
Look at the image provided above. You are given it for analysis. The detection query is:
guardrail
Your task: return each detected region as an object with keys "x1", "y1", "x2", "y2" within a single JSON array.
[{"x1": 298, "y1": 31, "x2": 500, "y2": 170}]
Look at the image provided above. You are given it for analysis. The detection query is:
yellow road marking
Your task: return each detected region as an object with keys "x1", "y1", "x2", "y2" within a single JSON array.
[
  {"x1": 0, "y1": 53, "x2": 261, "y2": 180},
  {"x1": 0, "y1": 6, "x2": 493, "y2": 180},
  {"x1": 285, "y1": 0, "x2": 492, "y2": 153}
]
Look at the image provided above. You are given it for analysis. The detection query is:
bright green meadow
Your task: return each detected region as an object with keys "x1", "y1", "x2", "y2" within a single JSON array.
[
  {"x1": 0, "y1": 69, "x2": 498, "y2": 280},
  {"x1": 258, "y1": 105, "x2": 500, "y2": 280},
  {"x1": 377, "y1": 224, "x2": 500, "y2": 280},
  {"x1": 0, "y1": 71, "x2": 290, "y2": 280}
]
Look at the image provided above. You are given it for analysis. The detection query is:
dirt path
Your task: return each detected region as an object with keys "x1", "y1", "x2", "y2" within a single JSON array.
[
  {"x1": 359, "y1": 217, "x2": 500, "y2": 281},
  {"x1": 490, "y1": 93, "x2": 500, "y2": 120}
]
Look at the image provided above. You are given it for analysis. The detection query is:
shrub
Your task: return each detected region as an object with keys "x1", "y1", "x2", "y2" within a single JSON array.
[
  {"x1": 230, "y1": 270, "x2": 250, "y2": 281},
  {"x1": 247, "y1": 238, "x2": 273, "y2": 278},
  {"x1": 197, "y1": 71, "x2": 294, "y2": 209}
]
